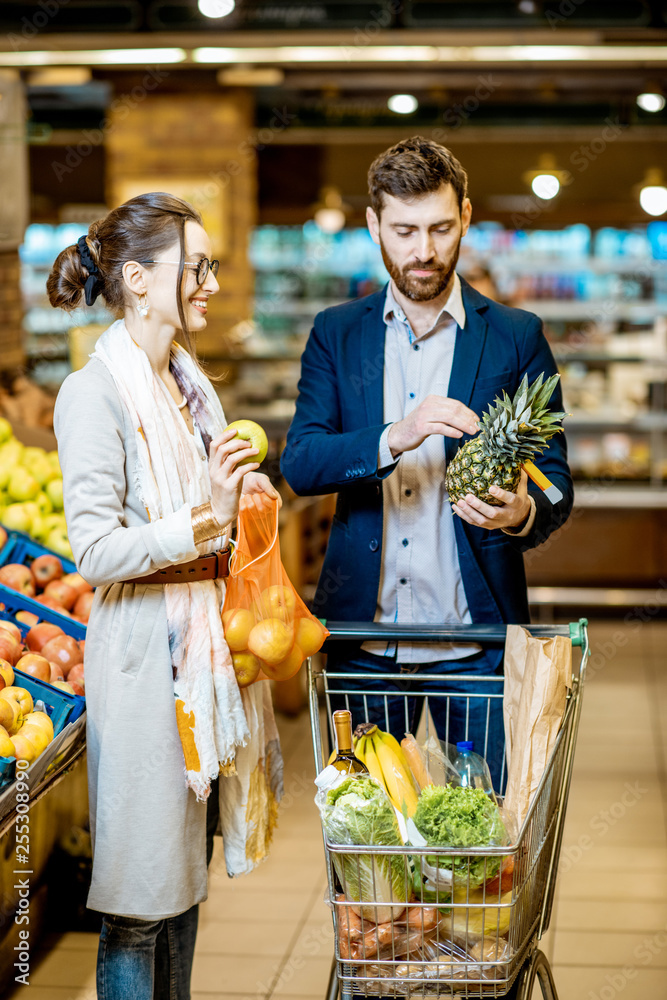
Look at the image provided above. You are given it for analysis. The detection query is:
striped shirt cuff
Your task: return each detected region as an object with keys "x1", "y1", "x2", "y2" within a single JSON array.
[{"x1": 378, "y1": 424, "x2": 397, "y2": 471}]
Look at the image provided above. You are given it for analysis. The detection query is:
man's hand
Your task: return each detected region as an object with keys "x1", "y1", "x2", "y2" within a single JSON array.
[
  {"x1": 452, "y1": 470, "x2": 532, "y2": 531},
  {"x1": 387, "y1": 394, "x2": 479, "y2": 458}
]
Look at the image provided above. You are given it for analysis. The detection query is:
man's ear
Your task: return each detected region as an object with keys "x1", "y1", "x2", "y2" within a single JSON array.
[
  {"x1": 460, "y1": 198, "x2": 472, "y2": 237},
  {"x1": 366, "y1": 206, "x2": 381, "y2": 246}
]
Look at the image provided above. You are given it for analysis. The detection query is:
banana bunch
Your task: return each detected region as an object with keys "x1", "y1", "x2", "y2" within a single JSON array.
[{"x1": 355, "y1": 724, "x2": 419, "y2": 818}]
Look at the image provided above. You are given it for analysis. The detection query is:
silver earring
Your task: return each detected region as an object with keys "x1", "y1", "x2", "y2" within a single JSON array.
[{"x1": 137, "y1": 293, "x2": 149, "y2": 318}]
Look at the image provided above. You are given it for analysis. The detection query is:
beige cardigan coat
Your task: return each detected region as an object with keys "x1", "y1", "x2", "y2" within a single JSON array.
[{"x1": 55, "y1": 356, "x2": 216, "y2": 919}]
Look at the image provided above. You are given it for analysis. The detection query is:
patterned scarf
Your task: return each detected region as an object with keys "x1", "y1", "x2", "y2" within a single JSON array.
[{"x1": 93, "y1": 320, "x2": 283, "y2": 872}]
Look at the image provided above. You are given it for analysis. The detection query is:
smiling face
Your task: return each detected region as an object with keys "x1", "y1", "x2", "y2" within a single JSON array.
[
  {"x1": 137, "y1": 219, "x2": 220, "y2": 334},
  {"x1": 367, "y1": 184, "x2": 472, "y2": 302}
]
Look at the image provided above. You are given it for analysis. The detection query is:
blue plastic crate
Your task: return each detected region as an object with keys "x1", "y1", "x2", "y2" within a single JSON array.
[
  {"x1": 11, "y1": 667, "x2": 85, "y2": 734},
  {"x1": 0, "y1": 532, "x2": 85, "y2": 639}
]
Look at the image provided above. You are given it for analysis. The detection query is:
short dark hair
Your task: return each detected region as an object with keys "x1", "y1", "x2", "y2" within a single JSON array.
[{"x1": 368, "y1": 136, "x2": 468, "y2": 216}]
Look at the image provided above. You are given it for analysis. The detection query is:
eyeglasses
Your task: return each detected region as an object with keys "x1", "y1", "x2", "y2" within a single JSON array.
[{"x1": 139, "y1": 258, "x2": 220, "y2": 285}]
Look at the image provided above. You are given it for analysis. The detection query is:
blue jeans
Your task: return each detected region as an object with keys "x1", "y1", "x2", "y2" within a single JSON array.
[
  {"x1": 326, "y1": 647, "x2": 506, "y2": 791},
  {"x1": 96, "y1": 779, "x2": 220, "y2": 1000}
]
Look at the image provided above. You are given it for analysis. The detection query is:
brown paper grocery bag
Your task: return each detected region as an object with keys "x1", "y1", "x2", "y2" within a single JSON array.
[{"x1": 503, "y1": 625, "x2": 572, "y2": 828}]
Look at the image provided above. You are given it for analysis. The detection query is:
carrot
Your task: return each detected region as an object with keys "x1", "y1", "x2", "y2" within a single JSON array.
[{"x1": 401, "y1": 734, "x2": 433, "y2": 790}]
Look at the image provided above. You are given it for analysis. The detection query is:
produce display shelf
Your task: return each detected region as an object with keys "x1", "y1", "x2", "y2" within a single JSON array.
[{"x1": 0, "y1": 532, "x2": 85, "y2": 640}]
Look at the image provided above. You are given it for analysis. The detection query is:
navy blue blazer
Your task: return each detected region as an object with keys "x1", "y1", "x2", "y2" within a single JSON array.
[{"x1": 280, "y1": 278, "x2": 573, "y2": 628}]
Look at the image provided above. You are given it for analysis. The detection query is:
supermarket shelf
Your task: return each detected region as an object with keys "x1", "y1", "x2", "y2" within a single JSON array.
[
  {"x1": 553, "y1": 352, "x2": 667, "y2": 364},
  {"x1": 566, "y1": 413, "x2": 667, "y2": 430},
  {"x1": 573, "y1": 485, "x2": 667, "y2": 508},
  {"x1": 528, "y1": 586, "x2": 664, "y2": 608},
  {"x1": 522, "y1": 301, "x2": 666, "y2": 321},
  {"x1": 495, "y1": 257, "x2": 666, "y2": 275}
]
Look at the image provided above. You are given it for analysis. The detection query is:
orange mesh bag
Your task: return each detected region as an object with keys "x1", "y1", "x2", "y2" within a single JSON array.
[{"x1": 222, "y1": 493, "x2": 329, "y2": 687}]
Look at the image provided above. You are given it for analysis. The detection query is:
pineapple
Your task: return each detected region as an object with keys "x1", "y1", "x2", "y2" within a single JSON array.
[{"x1": 445, "y1": 372, "x2": 566, "y2": 505}]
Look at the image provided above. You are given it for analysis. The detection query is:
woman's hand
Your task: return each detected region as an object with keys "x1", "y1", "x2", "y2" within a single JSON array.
[
  {"x1": 208, "y1": 429, "x2": 260, "y2": 528},
  {"x1": 241, "y1": 472, "x2": 283, "y2": 509}
]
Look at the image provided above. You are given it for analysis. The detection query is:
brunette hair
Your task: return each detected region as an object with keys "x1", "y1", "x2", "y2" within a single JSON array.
[
  {"x1": 47, "y1": 192, "x2": 203, "y2": 354},
  {"x1": 368, "y1": 136, "x2": 468, "y2": 216}
]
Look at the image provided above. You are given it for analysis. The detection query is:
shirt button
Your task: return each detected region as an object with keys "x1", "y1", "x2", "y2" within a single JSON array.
[
  {"x1": 405, "y1": 489, "x2": 412, "y2": 497},
  {"x1": 400, "y1": 577, "x2": 407, "y2": 585},
  {"x1": 409, "y1": 392, "x2": 415, "y2": 399},
  {"x1": 402, "y1": 538, "x2": 409, "y2": 547},
  {"x1": 369, "y1": 538, "x2": 379, "y2": 552},
  {"x1": 413, "y1": 344, "x2": 420, "y2": 351}
]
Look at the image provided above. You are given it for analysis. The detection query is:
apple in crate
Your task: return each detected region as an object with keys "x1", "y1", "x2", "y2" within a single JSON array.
[
  {"x1": 0, "y1": 659, "x2": 14, "y2": 687},
  {"x1": 0, "y1": 564, "x2": 35, "y2": 597},
  {"x1": 1, "y1": 686, "x2": 33, "y2": 716},
  {"x1": 31, "y1": 554, "x2": 63, "y2": 588},
  {"x1": 61, "y1": 573, "x2": 92, "y2": 600},
  {"x1": 0, "y1": 726, "x2": 14, "y2": 757},
  {"x1": 73, "y1": 591, "x2": 94, "y2": 622},
  {"x1": 44, "y1": 579, "x2": 76, "y2": 611},
  {"x1": 26, "y1": 622, "x2": 64, "y2": 652},
  {"x1": 0, "y1": 620, "x2": 22, "y2": 645},
  {"x1": 15, "y1": 653, "x2": 51, "y2": 683},
  {"x1": 49, "y1": 661, "x2": 64, "y2": 683},
  {"x1": 0, "y1": 697, "x2": 21, "y2": 735},
  {"x1": 0, "y1": 634, "x2": 21, "y2": 667},
  {"x1": 52, "y1": 680, "x2": 75, "y2": 695},
  {"x1": 40, "y1": 635, "x2": 82, "y2": 677}
]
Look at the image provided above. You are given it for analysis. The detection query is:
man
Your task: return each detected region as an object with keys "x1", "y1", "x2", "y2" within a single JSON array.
[{"x1": 281, "y1": 136, "x2": 572, "y2": 786}]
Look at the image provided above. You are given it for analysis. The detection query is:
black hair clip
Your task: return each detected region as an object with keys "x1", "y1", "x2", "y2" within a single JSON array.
[{"x1": 76, "y1": 235, "x2": 102, "y2": 306}]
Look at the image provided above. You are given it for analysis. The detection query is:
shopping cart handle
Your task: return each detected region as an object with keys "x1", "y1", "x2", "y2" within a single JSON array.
[{"x1": 322, "y1": 621, "x2": 575, "y2": 642}]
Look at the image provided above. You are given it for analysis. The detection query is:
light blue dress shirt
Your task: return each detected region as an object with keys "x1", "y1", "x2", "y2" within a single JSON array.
[{"x1": 362, "y1": 274, "x2": 482, "y2": 663}]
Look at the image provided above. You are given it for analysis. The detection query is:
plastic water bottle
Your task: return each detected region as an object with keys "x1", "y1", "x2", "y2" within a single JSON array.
[{"x1": 451, "y1": 741, "x2": 496, "y2": 799}]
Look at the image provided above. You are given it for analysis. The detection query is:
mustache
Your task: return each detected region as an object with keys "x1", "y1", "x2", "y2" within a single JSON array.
[{"x1": 404, "y1": 263, "x2": 444, "y2": 273}]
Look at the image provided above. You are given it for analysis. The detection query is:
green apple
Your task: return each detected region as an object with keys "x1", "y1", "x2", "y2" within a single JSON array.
[
  {"x1": 0, "y1": 418, "x2": 12, "y2": 445},
  {"x1": 35, "y1": 491, "x2": 53, "y2": 516},
  {"x1": 0, "y1": 464, "x2": 11, "y2": 491},
  {"x1": 2, "y1": 503, "x2": 33, "y2": 534},
  {"x1": 0, "y1": 439, "x2": 23, "y2": 466},
  {"x1": 46, "y1": 526, "x2": 72, "y2": 560},
  {"x1": 38, "y1": 513, "x2": 66, "y2": 540},
  {"x1": 45, "y1": 478, "x2": 64, "y2": 511},
  {"x1": 225, "y1": 420, "x2": 268, "y2": 466},
  {"x1": 23, "y1": 446, "x2": 46, "y2": 465},
  {"x1": 23, "y1": 454, "x2": 53, "y2": 487},
  {"x1": 7, "y1": 468, "x2": 40, "y2": 503}
]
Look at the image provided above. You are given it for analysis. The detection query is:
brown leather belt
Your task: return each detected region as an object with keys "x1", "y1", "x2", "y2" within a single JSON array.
[{"x1": 125, "y1": 548, "x2": 231, "y2": 585}]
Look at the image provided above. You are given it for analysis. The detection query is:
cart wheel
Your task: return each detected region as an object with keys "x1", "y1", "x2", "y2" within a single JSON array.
[{"x1": 509, "y1": 949, "x2": 559, "y2": 1000}]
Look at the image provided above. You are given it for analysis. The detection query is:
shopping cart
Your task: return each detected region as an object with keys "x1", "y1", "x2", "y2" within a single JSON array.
[{"x1": 308, "y1": 621, "x2": 589, "y2": 1000}]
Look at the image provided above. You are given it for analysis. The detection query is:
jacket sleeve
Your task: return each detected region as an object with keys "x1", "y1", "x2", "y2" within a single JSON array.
[
  {"x1": 54, "y1": 366, "x2": 199, "y2": 587},
  {"x1": 510, "y1": 315, "x2": 573, "y2": 553},
  {"x1": 280, "y1": 309, "x2": 395, "y2": 496}
]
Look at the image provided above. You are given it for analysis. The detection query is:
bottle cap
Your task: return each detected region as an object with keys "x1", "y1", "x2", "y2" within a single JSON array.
[{"x1": 456, "y1": 740, "x2": 474, "y2": 751}]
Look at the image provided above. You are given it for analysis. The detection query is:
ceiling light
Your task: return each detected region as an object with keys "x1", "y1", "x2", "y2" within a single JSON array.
[
  {"x1": 523, "y1": 154, "x2": 569, "y2": 200},
  {"x1": 217, "y1": 67, "x2": 284, "y2": 86},
  {"x1": 637, "y1": 92, "x2": 666, "y2": 113},
  {"x1": 312, "y1": 187, "x2": 350, "y2": 234},
  {"x1": 531, "y1": 174, "x2": 560, "y2": 199},
  {"x1": 517, "y1": 0, "x2": 537, "y2": 12},
  {"x1": 198, "y1": 0, "x2": 235, "y2": 17},
  {"x1": 388, "y1": 93, "x2": 418, "y2": 114},
  {"x1": 0, "y1": 48, "x2": 186, "y2": 67},
  {"x1": 639, "y1": 170, "x2": 667, "y2": 216}
]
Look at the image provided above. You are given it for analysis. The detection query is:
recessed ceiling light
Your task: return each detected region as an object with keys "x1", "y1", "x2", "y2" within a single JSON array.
[
  {"x1": 198, "y1": 0, "x2": 235, "y2": 17},
  {"x1": 637, "y1": 92, "x2": 666, "y2": 113},
  {"x1": 388, "y1": 94, "x2": 418, "y2": 114},
  {"x1": 518, "y1": 1, "x2": 537, "y2": 12},
  {"x1": 531, "y1": 174, "x2": 560, "y2": 200}
]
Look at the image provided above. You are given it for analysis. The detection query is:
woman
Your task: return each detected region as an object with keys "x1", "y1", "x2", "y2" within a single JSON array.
[{"x1": 48, "y1": 192, "x2": 283, "y2": 1000}]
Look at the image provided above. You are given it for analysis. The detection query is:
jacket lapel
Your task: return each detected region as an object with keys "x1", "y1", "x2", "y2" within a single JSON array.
[
  {"x1": 359, "y1": 289, "x2": 388, "y2": 427},
  {"x1": 445, "y1": 279, "x2": 490, "y2": 464}
]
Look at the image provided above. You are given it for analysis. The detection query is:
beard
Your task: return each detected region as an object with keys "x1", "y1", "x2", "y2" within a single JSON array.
[{"x1": 380, "y1": 237, "x2": 461, "y2": 302}]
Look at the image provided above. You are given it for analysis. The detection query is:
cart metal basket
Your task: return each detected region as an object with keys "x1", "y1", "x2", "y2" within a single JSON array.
[{"x1": 309, "y1": 621, "x2": 589, "y2": 1000}]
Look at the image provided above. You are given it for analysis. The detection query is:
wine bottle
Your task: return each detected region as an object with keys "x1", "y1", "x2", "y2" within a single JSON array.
[{"x1": 331, "y1": 710, "x2": 368, "y2": 775}]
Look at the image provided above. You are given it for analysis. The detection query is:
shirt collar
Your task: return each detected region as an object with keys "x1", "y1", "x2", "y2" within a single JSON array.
[{"x1": 383, "y1": 272, "x2": 466, "y2": 333}]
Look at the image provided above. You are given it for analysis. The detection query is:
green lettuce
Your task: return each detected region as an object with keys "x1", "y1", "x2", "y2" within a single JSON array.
[
  {"x1": 321, "y1": 776, "x2": 410, "y2": 921},
  {"x1": 413, "y1": 785, "x2": 507, "y2": 888}
]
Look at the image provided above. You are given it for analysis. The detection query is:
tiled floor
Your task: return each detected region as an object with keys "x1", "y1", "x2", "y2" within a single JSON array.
[{"x1": 5, "y1": 620, "x2": 667, "y2": 1000}]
